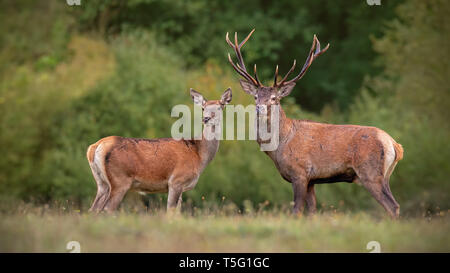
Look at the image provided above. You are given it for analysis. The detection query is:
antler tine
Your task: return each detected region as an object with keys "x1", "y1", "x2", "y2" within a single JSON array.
[
  {"x1": 277, "y1": 59, "x2": 296, "y2": 86},
  {"x1": 273, "y1": 65, "x2": 279, "y2": 87},
  {"x1": 226, "y1": 31, "x2": 249, "y2": 72},
  {"x1": 234, "y1": 32, "x2": 243, "y2": 68},
  {"x1": 227, "y1": 53, "x2": 258, "y2": 85},
  {"x1": 226, "y1": 29, "x2": 262, "y2": 86},
  {"x1": 254, "y1": 64, "x2": 261, "y2": 86},
  {"x1": 231, "y1": 29, "x2": 256, "y2": 70},
  {"x1": 316, "y1": 42, "x2": 330, "y2": 58},
  {"x1": 284, "y1": 35, "x2": 329, "y2": 85},
  {"x1": 312, "y1": 35, "x2": 330, "y2": 57},
  {"x1": 239, "y1": 29, "x2": 255, "y2": 48},
  {"x1": 314, "y1": 35, "x2": 321, "y2": 55}
]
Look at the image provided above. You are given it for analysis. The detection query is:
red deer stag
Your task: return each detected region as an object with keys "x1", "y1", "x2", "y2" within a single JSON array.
[
  {"x1": 86, "y1": 88, "x2": 232, "y2": 212},
  {"x1": 226, "y1": 29, "x2": 403, "y2": 218}
]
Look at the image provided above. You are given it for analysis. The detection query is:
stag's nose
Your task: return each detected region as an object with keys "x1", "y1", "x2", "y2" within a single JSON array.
[{"x1": 202, "y1": 116, "x2": 211, "y2": 123}]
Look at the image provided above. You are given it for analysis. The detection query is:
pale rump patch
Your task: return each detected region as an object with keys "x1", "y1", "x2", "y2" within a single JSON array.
[
  {"x1": 94, "y1": 144, "x2": 106, "y2": 184},
  {"x1": 93, "y1": 143, "x2": 112, "y2": 197},
  {"x1": 377, "y1": 130, "x2": 396, "y2": 177}
]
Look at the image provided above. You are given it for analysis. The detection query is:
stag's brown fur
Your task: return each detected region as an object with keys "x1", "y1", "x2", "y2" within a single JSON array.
[
  {"x1": 87, "y1": 88, "x2": 232, "y2": 212},
  {"x1": 227, "y1": 30, "x2": 403, "y2": 218},
  {"x1": 263, "y1": 106, "x2": 403, "y2": 217}
]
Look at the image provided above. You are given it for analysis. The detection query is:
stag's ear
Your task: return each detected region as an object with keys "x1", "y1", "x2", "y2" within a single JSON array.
[
  {"x1": 190, "y1": 88, "x2": 206, "y2": 106},
  {"x1": 239, "y1": 79, "x2": 258, "y2": 96},
  {"x1": 278, "y1": 82, "x2": 296, "y2": 98},
  {"x1": 220, "y1": 88, "x2": 232, "y2": 105}
]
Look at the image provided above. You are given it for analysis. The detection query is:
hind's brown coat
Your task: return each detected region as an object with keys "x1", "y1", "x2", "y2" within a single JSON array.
[{"x1": 86, "y1": 89, "x2": 231, "y2": 212}]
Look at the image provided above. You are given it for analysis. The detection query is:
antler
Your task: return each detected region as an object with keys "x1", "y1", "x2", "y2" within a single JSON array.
[
  {"x1": 277, "y1": 35, "x2": 329, "y2": 87},
  {"x1": 226, "y1": 30, "x2": 329, "y2": 88},
  {"x1": 226, "y1": 29, "x2": 262, "y2": 87}
]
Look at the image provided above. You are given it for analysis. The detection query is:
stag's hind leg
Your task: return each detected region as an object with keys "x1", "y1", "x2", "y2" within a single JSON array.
[
  {"x1": 381, "y1": 176, "x2": 400, "y2": 217},
  {"x1": 381, "y1": 157, "x2": 400, "y2": 217},
  {"x1": 358, "y1": 173, "x2": 399, "y2": 219},
  {"x1": 353, "y1": 137, "x2": 400, "y2": 218}
]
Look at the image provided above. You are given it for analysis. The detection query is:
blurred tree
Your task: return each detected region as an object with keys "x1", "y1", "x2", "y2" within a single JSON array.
[
  {"x1": 35, "y1": 31, "x2": 187, "y2": 203},
  {"x1": 75, "y1": 0, "x2": 400, "y2": 112}
]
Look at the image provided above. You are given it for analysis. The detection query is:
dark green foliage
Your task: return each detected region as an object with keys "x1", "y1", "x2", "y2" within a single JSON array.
[{"x1": 75, "y1": 0, "x2": 400, "y2": 112}]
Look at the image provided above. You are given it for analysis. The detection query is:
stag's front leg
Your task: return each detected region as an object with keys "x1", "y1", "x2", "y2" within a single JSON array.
[
  {"x1": 292, "y1": 177, "x2": 308, "y2": 216},
  {"x1": 306, "y1": 183, "x2": 317, "y2": 214}
]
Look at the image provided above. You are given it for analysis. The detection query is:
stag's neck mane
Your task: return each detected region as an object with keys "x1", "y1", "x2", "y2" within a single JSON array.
[
  {"x1": 256, "y1": 105, "x2": 295, "y2": 156},
  {"x1": 277, "y1": 106, "x2": 295, "y2": 142}
]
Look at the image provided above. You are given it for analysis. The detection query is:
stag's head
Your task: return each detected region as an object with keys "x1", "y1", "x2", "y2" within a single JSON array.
[
  {"x1": 190, "y1": 88, "x2": 232, "y2": 126},
  {"x1": 226, "y1": 29, "x2": 329, "y2": 115}
]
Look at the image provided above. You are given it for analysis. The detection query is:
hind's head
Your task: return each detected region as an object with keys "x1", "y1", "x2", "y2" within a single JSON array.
[{"x1": 189, "y1": 88, "x2": 232, "y2": 126}]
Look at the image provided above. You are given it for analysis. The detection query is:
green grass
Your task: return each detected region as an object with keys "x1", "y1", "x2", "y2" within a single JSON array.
[{"x1": 0, "y1": 204, "x2": 448, "y2": 253}]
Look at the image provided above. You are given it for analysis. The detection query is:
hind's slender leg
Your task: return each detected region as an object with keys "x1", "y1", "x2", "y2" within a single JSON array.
[
  {"x1": 306, "y1": 183, "x2": 317, "y2": 214},
  {"x1": 93, "y1": 189, "x2": 110, "y2": 212},
  {"x1": 89, "y1": 187, "x2": 109, "y2": 212},
  {"x1": 89, "y1": 190, "x2": 102, "y2": 212},
  {"x1": 88, "y1": 164, "x2": 110, "y2": 212},
  {"x1": 167, "y1": 186, "x2": 182, "y2": 211},
  {"x1": 176, "y1": 194, "x2": 183, "y2": 210},
  {"x1": 103, "y1": 178, "x2": 132, "y2": 212}
]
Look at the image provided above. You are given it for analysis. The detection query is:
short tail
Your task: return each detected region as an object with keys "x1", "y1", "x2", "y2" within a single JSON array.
[
  {"x1": 393, "y1": 142, "x2": 404, "y2": 162},
  {"x1": 87, "y1": 143, "x2": 98, "y2": 164}
]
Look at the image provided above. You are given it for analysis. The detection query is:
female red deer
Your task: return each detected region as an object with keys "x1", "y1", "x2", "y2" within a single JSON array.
[
  {"x1": 86, "y1": 88, "x2": 232, "y2": 212},
  {"x1": 226, "y1": 30, "x2": 403, "y2": 218}
]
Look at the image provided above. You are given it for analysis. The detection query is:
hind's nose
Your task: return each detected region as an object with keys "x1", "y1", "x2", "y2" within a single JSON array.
[
  {"x1": 202, "y1": 117, "x2": 211, "y2": 123},
  {"x1": 256, "y1": 105, "x2": 266, "y2": 114}
]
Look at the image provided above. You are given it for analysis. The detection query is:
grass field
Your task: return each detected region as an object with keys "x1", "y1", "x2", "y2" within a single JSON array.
[{"x1": 0, "y1": 203, "x2": 448, "y2": 253}]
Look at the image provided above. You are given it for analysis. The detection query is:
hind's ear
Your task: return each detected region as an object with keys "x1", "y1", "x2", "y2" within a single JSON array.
[
  {"x1": 220, "y1": 88, "x2": 232, "y2": 105},
  {"x1": 239, "y1": 80, "x2": 258, "y2": 96},
  {"x1": 190, "y1": 88, "x2": 206, "y2": 106}
]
